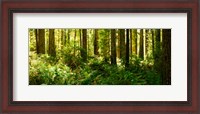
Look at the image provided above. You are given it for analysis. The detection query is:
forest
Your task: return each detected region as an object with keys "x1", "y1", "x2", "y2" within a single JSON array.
[{"x1": 29, "y1": 28, "x2": 171, "y2": 85}]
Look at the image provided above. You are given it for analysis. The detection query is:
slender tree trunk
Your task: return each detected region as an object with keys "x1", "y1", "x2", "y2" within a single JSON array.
[
  {"x1": 152, "y1": 29, "x2": 155, "y2": 58},
  {"x1": 133, "y1": 29, "x2": 137, "y2": 55},
  {"x1": 111, "y1": 29, "x2": 117, "y2": 65},
  {"x1": 125, "y1": 29, "x2": 130, "y2": 68},
  {"x1": 48, "y1": 29, "x2": 56, "y2": 57},
  {"x1": 62, "y1": 29, "x2": 66, "y2": 46},
  {"x1": 67, "y1": 29, "x2": 70, "y2": 44},
  {"x1": 105, "y1": 30, "x2": 110, "y2": 62},
  {"x1": 139, "y1": 29, "x2": 144, "y2": 59},
  {"x1": 117, "y1": 29, "x2": 120, "y2": 58},
  {"x1": 74, "y1": 29, "x2": 76, "y2": 56},
  {"x1": 154, "y1": 29, "x2": 161, "y2": 64},
  {"x1": 37, "y1": 29, "x2": 45, "y2": 54},
  {"x1": 87, "y1": 30, "x2": 92, "y2": 56},
  {"x1": 144, "y1": 29, "x2": 146, "y2": 60},
  {"x1": 144, "y1": 29, "x2": 148, "y2": 59},
  {"x1": 81, "y1": 29, "x2": 87, "y2": 61},
  {"x1": 94, "y1": 29, "x2": 99, "y2": 55},
  {"x1": 119, "y1": 29, "x2": 125, "y2": 60},
  {"x1": 45, "y1": 29, "x2": 49, "y2": 54},
  {"x1": 154, "y1": 29, "x2": 162, "y2": 77},
  {"x1": 130, "y1": 29, "x2": 132, "y2": 56},
  {"x1": 79, "y1": 29, "x2": 82, "y2": 55},
  {"x1": 61, "y1": 30, "x2": 63, "y2": 46},
  {"x1": 57, "y1": 29, "x2": 61, "y2": 50},
  {"x1": 156, "y1": 29, "x2": 161, "y2": 50},
  {"x1": 161, "y1": 29, "x2": 171, "y2": 85},
  {"x1": 35, "y1": 29, "x2": 39, "y2": 54}
]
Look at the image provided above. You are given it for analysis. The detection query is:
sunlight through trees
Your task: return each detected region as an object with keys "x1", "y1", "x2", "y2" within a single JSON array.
[{"x1": 29, "y1": 28, "x2": 171, "y2": 85}]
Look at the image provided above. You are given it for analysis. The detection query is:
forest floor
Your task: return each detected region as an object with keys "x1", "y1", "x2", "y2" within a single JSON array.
[{"x1": 29, "y1": 52, "x2": 161, "y2": 85}]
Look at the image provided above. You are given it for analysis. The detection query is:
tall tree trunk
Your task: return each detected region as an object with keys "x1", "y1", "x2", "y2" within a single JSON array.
[
  {"x1": 111, "y1": 29, "x2": 117, "y2": 65},
  {"x1": 152, "y1": 29, "x2": 155, "y2": 58},
  {"x1": 161, "y1": 29, "x2": 171, "y2": 85},
  {"x1": 81, "y1": 29, "x2": 87, "y2": 61},
  {"x1": 35, "y1": 29, "x2": 39, "y2": 54},
  {"x1": 74, "y1": 29, "x2": 76, "y2": 56},
  {"x1": 139, "y1": 29, "x2": 144, "y2": 59},
  {"x1": 144, "y1": 29, "x2": 148, "y2": 59},
  {"x1": 105, "y1": 30, "x2": 110, "y2": 62},
  {"x1": 156, "y1": 29, "x2": 161, "y2": 51},
  {"x1": 62, "y1": 29, "x2": 66, "y2": 46},
  {"x1": 67, "y1": 29, "x2": 70, "y2": 44},
  {"x1": 133, "y1": 29, "x2": 137, "y2": 55},
  {"x1": 143, "y1": 29, "x2": 146, "y2": 60},
  {"x1": 61, "y1": 29, "x2": 63, "y2": 46},
  {"x1": 119, "y1": 29, "x2": 125, "y2": 60},
  {"x1": 79, "y1": 29, "x2": 82, "y2": 55},
  {"x1": 125, "y1": 29, "x2": 130, "y2": 68},
  {"x1": 130, "y1": 29, "x2": 132, "y2": 56},
  {"x1": 87, "y1": 30, "x2": 89, "y2": 56},
  {"x1": 37, "y1": 29, "x2": 45, "y2": 54},
  {"x1": 117, "y1": 29, "x2": 120, "y2": 58},
  {"x1": 57, "y1": 29, "x2": 61, "y2": 50},
  {"x1": 94, "y1": 29, "x2": 99, "y2": 55},
  {"x1": 154, "y1": 29, "x2": 161, "y2": 64},
  {"x1": 48, "y1": 29, "x2": 56, "y2": 57},
  {"x1": 154, "y1": 29, "x2": 162, "y2": 77}
]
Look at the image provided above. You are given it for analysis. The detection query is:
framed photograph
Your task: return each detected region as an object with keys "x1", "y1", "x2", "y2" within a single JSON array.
[{"x1": 1, "y1": 0, "x2": 199, "y2": 113}]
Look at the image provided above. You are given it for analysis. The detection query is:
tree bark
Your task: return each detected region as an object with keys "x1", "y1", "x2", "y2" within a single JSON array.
[
  {"x1": 143, "y1": 29, "x2": 146, "y2": 60},
  {"x1": 117, "y1": 29, "x2": 120, "y2": 58},
  {"x1": 111, "y1": 29, "x2": 117, "y2": 65},
  {"x1": 161, "y1": 29, "x2": 171, "y2": 85},
  {"x1": 119, "y1": 29, "x2": 125, "y2": 60},
  {"x1": 94, "y1": 29, "x2": 99, "y2": 55},
  {"x1": 81, "y1": 29, "x2": 87, "y2": 61},
  {"x1": 37, "y1": 29, "x2": 45, "y2": 54},
  {"x1": 62, "y1": 29, "x2": 66, "y2": 46},
  {"x1": 156, "y1": 29, "x2": 161, "y2": 51},
  {"x1": 48, "y1": 29, "x2": 56, "y2": 57},
  {"x1": 79, "y1": 29, "x2": 82, "y2": 55},
  {"x1": 152, "y1": 29, "x2": 155, "y2": 58},
  {"x1": 139, "y1": 29, "x2": 144, "y2": 59},
  {"x1": 125, "y1": 29, "x2": 130, "y2": 68},
  {"x1": 74, "y1": 29, "x2": 76, "y2": 56},
  {"x1": 133, "y1": 29, "x2": 137, "y2": 55},
  {"x1": 67, "y1": 29, "x2": 70, "y2": 44},
  {"x1": 35, "y1": 29, "x2": 39, "y2": 54},
  {"x1": 154, "y1": 29, "x2": 161, "y2": 67},
  {"x1": 130, "y1": 29, "x2": 132, "y2": 56}
]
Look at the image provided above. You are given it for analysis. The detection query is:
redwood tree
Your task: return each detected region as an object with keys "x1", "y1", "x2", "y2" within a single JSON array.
[
  {"x1": 111, "y1": 29, "x2": 117, "y2": 65},
  {"x1": 94, "y1": 29, "x2": 99, "y2": 55},
  {"x1": 161, "y1": 29, "x2": 171, "y2": 85},
  {"x1": 125, "y1": 29, "x2": 130, "y2": 68},
  {"x1": 119, "y1": 29, "x2": 125, "y2": 60},
  {"x1": 81, "y1": 29, "x2": 87, "y2": 61},
  {"x1": 36, "y1": 29, "x2": 45, "y2": 54},
  {"x1": 133, "y1": 29, "x2": 137, "y2": 55},
  {"x1": 139, "y1": 29, "x2": 144, "y2": 59},
  {"x1": 48, "y1": 29, "x2": 56, "y2": 56}
]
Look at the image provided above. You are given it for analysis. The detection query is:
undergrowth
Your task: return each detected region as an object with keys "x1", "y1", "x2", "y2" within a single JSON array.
[{"x1": 29, "y1": 52, "x2": 161, "y2": 85}]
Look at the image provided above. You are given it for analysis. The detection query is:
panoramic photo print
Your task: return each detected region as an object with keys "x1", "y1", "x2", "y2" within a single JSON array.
[{"x1": 29, "y1": 29, "x2": 171, "y2": 85}]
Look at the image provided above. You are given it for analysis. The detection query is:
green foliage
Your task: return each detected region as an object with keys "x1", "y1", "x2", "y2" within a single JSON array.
[
  {"x1": 29, "y1": 53, "x2": 71, "y2": 85},
  {"x1": 29, "y1": 29, "x2": 36, "y2": 51},
  {"x1": 29, "y1": 52, "x2": 161, "y2": 85},
  {"x1": 99, "y1": 29, "x2": 110, "y2": 59},
  {"x1": 29, "y1": 28, "x2": 165, "y2": 85}
]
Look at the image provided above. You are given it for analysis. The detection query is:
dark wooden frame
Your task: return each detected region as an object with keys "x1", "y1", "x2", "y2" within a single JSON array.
[{"x1": 1, "y1": 0, "x2": 199, "y2": 113}]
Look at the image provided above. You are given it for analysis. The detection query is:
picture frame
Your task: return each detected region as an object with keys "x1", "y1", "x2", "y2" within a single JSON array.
[{"x1": 1, "y1": 0, "x2": 199, "y2": 113}]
